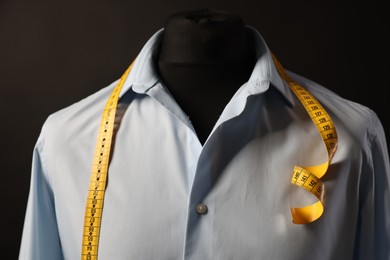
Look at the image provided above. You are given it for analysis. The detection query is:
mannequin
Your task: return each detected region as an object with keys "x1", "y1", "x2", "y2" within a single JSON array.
[{"x1": 158, "y1": 9, "x2": 256, "y2": 144}]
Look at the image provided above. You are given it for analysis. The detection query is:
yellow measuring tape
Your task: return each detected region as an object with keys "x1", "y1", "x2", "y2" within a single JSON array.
[
  {"x1": 81, "y1": 54, "x2": 338, "y2": 259},
  {"x1": 81, "y1": 61, "x2": 135, "y2": 260},
  {"x1": 272, "y1": 53, "x2": 338, "y2": 224}
]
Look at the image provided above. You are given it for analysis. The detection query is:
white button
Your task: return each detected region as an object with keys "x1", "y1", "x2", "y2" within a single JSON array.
[{"x1": 195, "y1": 203, "x2": 208, "y2": 215}]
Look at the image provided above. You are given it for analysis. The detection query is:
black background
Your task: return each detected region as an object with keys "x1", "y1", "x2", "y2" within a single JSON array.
[{"x1": 1, "y1": 0, "x2": 389, "y2": 258}]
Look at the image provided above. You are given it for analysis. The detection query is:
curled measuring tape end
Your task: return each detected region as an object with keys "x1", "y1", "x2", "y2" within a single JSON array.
[
  {"x1": 291, "y1": 201, "x2": 324, "y2": 224},
  {"x1": 290, "y1": 166, "x2": 326, "y2": 224}
]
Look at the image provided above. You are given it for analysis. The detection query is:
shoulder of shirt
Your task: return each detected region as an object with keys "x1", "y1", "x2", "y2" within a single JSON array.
[
  {"x1": 287, "y1": 70, "x2": 384, "y2": 144},
  {"x1": 36, "y1": 79, "x2": 120, "y2": 145}
]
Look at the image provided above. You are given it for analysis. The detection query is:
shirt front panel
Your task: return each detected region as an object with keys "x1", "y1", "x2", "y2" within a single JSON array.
[{"x1": 182, "y1": 85, "x2": 361, "y2": 260}]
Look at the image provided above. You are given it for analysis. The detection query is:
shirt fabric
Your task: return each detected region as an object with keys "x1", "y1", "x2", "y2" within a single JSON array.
[{"x1": 19, "y1": 26, "x2": 390, "y2": 260}]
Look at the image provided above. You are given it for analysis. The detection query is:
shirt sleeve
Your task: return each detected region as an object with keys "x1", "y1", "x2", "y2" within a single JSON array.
[
  {"x1": 18, "y1": 126, "x2": 64, "y2": 260},
  {"x1": 354, "y1": 114, "x2": 390, "y2": 260}
]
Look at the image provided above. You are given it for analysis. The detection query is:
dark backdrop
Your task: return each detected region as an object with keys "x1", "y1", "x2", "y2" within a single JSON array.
[{"x1": 1, "y1": 0, "x2": 389, "y2": 258}]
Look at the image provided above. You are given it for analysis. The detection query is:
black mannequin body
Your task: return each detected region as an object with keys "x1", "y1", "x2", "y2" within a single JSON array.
[{"x1": 158, "y1": 9, "x2": 256, "y2": 144}]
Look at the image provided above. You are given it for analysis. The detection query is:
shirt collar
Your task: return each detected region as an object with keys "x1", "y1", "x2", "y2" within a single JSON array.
[
  {"x1": 245, "y1": 25, "x2": 295, "y2": 107},
  {"x1": 119, "y1": 26, "x2": 295, "y2": 107}
]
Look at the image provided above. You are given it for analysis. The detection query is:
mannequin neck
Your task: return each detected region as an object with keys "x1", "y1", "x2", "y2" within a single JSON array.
[{"x1": 157, "y1": 9, "x2": 255, "y2": 144}]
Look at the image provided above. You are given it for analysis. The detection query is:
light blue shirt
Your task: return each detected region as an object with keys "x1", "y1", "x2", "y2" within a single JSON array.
[{"x1": 19, "y1": 26, "x2": 390, "y2": 260}]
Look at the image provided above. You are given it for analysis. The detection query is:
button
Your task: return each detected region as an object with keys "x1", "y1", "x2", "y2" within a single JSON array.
[{"x1": 195, "y1": 203, "x2": 208, "y2": 215}]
